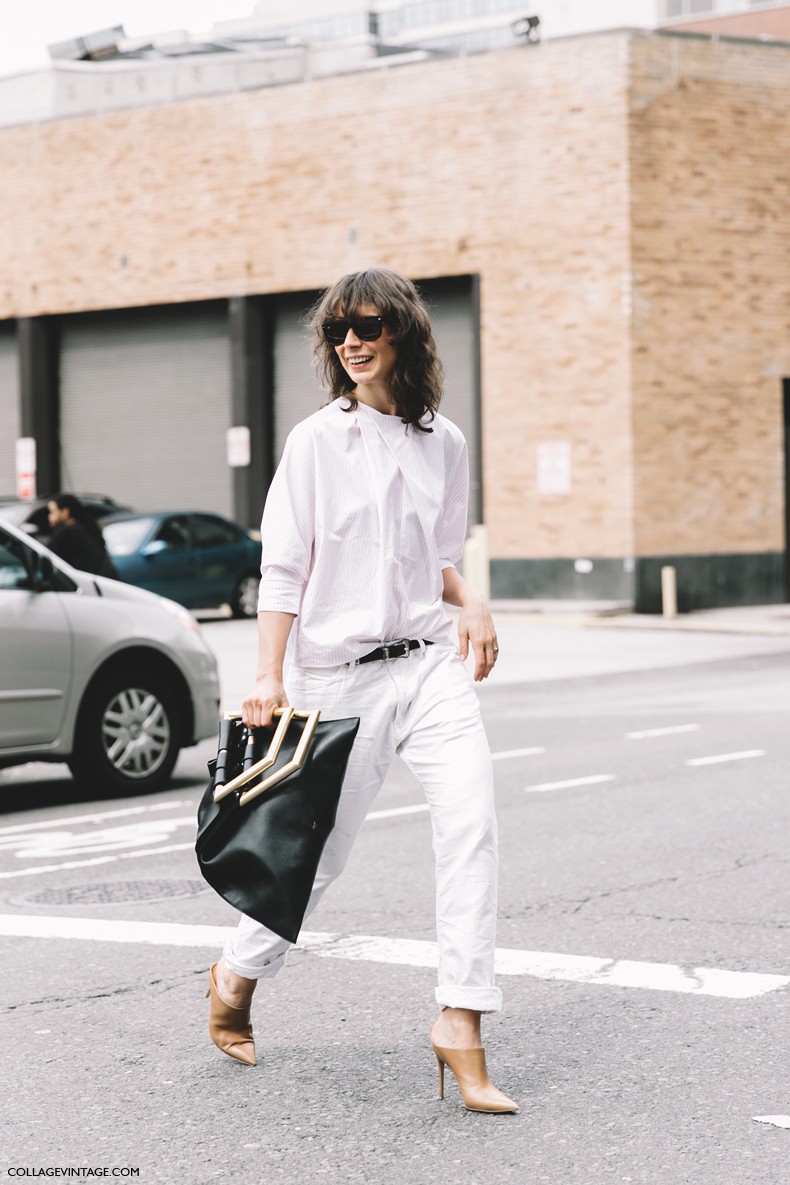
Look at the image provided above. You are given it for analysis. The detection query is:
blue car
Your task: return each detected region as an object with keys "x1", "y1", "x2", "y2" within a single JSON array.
[{"x1": 102, "y1": 511, "x2": 261, "y2": 618}]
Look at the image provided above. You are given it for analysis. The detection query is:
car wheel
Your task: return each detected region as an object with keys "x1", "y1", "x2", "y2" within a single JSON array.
[
  {"x1": 68, "y1": 668, "x2": 182, "y2": 793},
  {"x1": 231, "y1": 572, "x2": 260, "y2": 619}
]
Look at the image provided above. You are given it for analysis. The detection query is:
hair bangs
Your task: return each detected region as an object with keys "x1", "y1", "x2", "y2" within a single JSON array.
[{"x1": 325, "y1": 271, "x2": 402, "y2": 328}]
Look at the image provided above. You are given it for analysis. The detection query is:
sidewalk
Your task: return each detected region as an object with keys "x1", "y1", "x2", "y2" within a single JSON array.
[
  {"x1": 463, "y1": 601, "x2": 790, "y2": 686},
  {"x1": 488, "y1": 601, "x2": 790, "y2": 637}
]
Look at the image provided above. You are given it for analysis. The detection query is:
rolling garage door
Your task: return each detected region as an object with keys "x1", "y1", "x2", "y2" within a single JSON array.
[
  {"x1": 0, "y1": 323, "x2": 20, "y2": 496},
  {"x1": 59, "y1": 303, "x2": 232, "y2": 516},
  {"x1": 272, "y1": 293, "x2": 327, "y2": 461},
  {"x1": 272, "y1": 276, "x2": 482, "y2": 523}
]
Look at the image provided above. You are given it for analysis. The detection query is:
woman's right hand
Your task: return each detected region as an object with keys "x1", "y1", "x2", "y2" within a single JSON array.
[{"x1": 241, "y1": 676, "x2": 290, "y2": 730}]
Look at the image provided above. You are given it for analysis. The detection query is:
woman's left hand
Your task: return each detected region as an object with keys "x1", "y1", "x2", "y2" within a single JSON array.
[{"x1": 457, "y1": 595, "x2": 499, "y2": 682}]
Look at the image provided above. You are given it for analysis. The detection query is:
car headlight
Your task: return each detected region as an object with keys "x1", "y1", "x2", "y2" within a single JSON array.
[{"x1": 156, "y1": 596, "x2": 200, "y2": 632}]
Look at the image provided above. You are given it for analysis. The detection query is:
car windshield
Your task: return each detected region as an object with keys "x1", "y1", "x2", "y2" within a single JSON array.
[{"x1": 103, "y1": 516, "x2": 155, "y2": 556}]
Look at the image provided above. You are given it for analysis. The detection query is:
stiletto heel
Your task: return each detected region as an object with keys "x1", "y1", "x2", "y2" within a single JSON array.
[
  {"x1": 436, "y1": 1052, "x2": 445, "y2": 1100},
  {"x1": 431, "y1": 1043, "x2": 518, "y2": 1113},
  {"x1": 205, "y1": 962, "x2": 256, "y2": 1067}
]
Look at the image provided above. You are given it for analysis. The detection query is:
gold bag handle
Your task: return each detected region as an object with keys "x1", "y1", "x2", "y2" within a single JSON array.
[{"x1": 213, "y1": 707, "x2": 321, "y2": 807}]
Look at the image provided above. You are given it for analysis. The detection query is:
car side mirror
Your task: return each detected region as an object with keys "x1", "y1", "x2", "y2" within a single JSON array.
[
  {"x1": 141, "y1": 540, "x2": 170, "y2": 559},
  {"x1": 32, "y1": 553, "x2": 55, "y2": 592}
]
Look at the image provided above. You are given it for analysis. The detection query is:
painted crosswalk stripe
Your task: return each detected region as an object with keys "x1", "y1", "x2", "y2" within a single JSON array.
[
  {"x1": 524, "y1": 775, "x2": 615, "y2": 794},
  {"x1": 687, "y1": 750, "x2": 765, "y2": 767},
  {"x1": 752, "y1": 1116, "x2": 790, "y2": 1129},
  {"x1": 626, "y1": 725, "x2": 700, "y2": 740},
  {"x1": 0, "y1": 914, "x2": 786, "y2": 999}
]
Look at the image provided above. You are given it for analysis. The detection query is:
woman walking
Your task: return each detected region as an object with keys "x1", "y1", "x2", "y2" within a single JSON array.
[{"x1": 205, "y1": 267, "x2": 516, "y2": 1113}]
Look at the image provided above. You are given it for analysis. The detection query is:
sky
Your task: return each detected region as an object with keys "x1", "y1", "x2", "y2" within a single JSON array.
[{"x1": 0, "y1": 1, "x2": 269, "y2": 77}]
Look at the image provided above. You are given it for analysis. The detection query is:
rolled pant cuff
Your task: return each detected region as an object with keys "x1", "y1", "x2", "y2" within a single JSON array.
[
  {"x1": 222, "y1": 944, "x2": 287, "y2": 981},
  {"x1": 435, "y1": 986, "x2": 503, "y2": 1013}
]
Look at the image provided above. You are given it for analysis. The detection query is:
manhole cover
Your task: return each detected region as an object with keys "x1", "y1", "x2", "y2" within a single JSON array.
[{"x1": 10, "y1": 879, "x2": 209, "y2": 908}]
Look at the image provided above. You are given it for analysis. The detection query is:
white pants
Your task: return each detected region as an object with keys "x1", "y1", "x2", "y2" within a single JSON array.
[{"x1": 223, "y1": 642, "x2": 502, "y2": 1013}]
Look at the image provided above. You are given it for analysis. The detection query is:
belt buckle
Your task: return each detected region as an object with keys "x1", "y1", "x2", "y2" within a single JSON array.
[{"x1": 382, "y1": 637, "x2": 410, "y2": 661}]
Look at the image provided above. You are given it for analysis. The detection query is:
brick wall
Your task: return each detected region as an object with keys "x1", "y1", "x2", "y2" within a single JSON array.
[
  {"x1": 2, "y1": 30, "x2": 788, "y2": 572},
  {"x1": 0, "y1": 34, "x2": 635, "y2": 565},
  {"x1": 629, "y1": 34, "x2": 790, "y2": 556},
  {"x1": 667, "y1": 8, "x2": 790, "y2": 40}
]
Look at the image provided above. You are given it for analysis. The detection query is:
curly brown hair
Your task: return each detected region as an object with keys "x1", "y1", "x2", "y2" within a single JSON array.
[{"x1": 308, "y1": 268, "x2": 444, "y2": 432}]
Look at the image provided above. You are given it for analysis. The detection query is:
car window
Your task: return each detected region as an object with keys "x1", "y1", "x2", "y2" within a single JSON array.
[
  {"x1": 191, "y1": 516, "x2": 240, "y2": 549},
  {"x1": 154, "y1": 516, "x2": 191, "y2": 551},
  {"x1": 103, "y1": 516, "x2": 156, "y2": 556},
  {"x1": 0, "y1": 539, "x2": 29, "y2": 589}
]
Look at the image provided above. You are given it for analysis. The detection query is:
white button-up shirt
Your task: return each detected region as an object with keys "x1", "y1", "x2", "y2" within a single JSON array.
[{"x1": 257, "y1": 397, "x2": 470, "y2": 667}]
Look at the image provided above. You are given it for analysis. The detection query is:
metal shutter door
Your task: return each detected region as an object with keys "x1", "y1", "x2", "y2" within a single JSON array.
[
  {"x1": 423, "y1": 278, "x2": 482, "y2": 525},
  {"x1": 0, "y1": 324, "x2": 20, "y2": 495},
  {"x1": 272, "y1": 280, "x2": 480, "y2": 523},
  {"x1": 273, "y1": 293, "x2": 327, "y2": 461},
  {"x1": 60, "y1": 304, "x2": 232, "y2": 515}
]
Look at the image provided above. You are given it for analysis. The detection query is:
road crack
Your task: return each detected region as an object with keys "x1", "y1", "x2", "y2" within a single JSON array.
[{"x1": 2, "y1": 971, "x2": 199, "y2": 1015}]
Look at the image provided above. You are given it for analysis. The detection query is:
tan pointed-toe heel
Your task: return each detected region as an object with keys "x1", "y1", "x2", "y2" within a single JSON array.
[
  {"x1": 431, "y1": 1043, "x2": 518, "y2": 1113},
  {"x1": 205, "y1": 962, "x2": 256, "y2": 1067}
]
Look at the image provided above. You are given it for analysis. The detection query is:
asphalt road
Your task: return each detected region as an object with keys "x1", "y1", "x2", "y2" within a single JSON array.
[{"x1": 2, "y1": 619, "x2": 790, "y2": 1185}]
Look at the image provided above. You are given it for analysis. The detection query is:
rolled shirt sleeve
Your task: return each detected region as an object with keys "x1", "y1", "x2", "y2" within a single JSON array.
[
  {"x1": 435, "y1": 435, "x2": 470, "y2": 571},
  {"x1": 257, "y1": 426, "x2": 316, "y2": 614}
]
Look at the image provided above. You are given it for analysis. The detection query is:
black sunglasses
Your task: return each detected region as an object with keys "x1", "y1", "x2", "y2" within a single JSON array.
[{"x1": 322, "y1": 315, "x2": 384, "y2": 346}]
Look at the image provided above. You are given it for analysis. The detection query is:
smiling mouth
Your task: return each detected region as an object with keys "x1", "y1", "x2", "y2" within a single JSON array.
[{"x1": 347, "y1": 355, "x2": 373, "y2": 367}]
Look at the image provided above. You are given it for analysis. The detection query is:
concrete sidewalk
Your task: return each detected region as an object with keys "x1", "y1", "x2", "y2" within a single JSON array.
[
  {"x1": 459, "y1": 602, "x2": 790, "y2": 687},
  {"x1": 488, "y1": 600, "x2": 790, "y2": 637}
]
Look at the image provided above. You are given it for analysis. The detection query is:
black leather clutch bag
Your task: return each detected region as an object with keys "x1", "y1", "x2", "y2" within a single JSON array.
[{"x1": 195, "y1": 708, "x2": 360, "y2": 943}]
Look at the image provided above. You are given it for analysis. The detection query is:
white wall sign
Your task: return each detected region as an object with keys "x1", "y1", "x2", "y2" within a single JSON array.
[
  {"x1": 15, "y1": 436, "x2": 37, "y2": 500},
  {"x1": 537, "y1": 442, "x2": 571, "y2": 494},
  {"x1": 226, "y1": 426, "x2": 251, "y2": 468}
]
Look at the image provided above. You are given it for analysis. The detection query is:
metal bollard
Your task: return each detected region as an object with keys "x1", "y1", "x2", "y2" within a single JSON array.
[{"x1": 661, "y1": 565, "x2": 677, "y2": 618}]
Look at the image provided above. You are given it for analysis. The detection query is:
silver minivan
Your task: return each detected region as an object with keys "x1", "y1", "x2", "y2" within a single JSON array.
[{"x1": 0, "y1": 518, "x2": 220, "y2": 792}]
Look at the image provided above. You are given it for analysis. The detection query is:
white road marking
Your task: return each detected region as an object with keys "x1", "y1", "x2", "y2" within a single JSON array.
[
  {"x1": 524, "y1": 775, "x2": 616, "y2": 794},
  {"x1": 0, "y1": 842, "x2": 196, "y2": 881},
  {"x1": 0, "y1": 745, "x2": 544, "y2": 860},
  {"x1": 0, "y1": 914, "x2": 231, "y2": 945},
  {"x1": 0, "y1": 816, "x2": 196, "y2": 858},
  {"x1": 366, "y1": 804, "x2": 430, "y2": 821},
  {"x1": 0, "y1": 804, "x2": 437, "y2": 879},
  {"x1": 687, "y1": 750, "x2": 765, "y2": 767},
  {"x1": 752, "y1": 1116, "x2": 790, "y2": 1129},
  {"x1": 487, "y1": 948, "x2": 789, "y2": 999},
  {"x1": 0, "y1": 914, "x2": 786, "y2": 1000},
  {"x1": 626, "y1": 724, "x2": 700, "y2": 740},
  {"x1": 0, "y1": 801, "x2": 192, "y2": 837},
  {"x1": 491, "y1": 747, "x2": 546, "y2": 760}
]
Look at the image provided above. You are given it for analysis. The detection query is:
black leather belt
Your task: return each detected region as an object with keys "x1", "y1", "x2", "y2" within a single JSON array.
[{"x1": 350, "y1": 638, "x2": 433, "y2": 666}]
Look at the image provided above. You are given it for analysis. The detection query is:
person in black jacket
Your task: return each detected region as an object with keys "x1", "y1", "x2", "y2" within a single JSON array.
[{"x1": 47, "y1": 493, "x2": 118, "y2": 578}]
